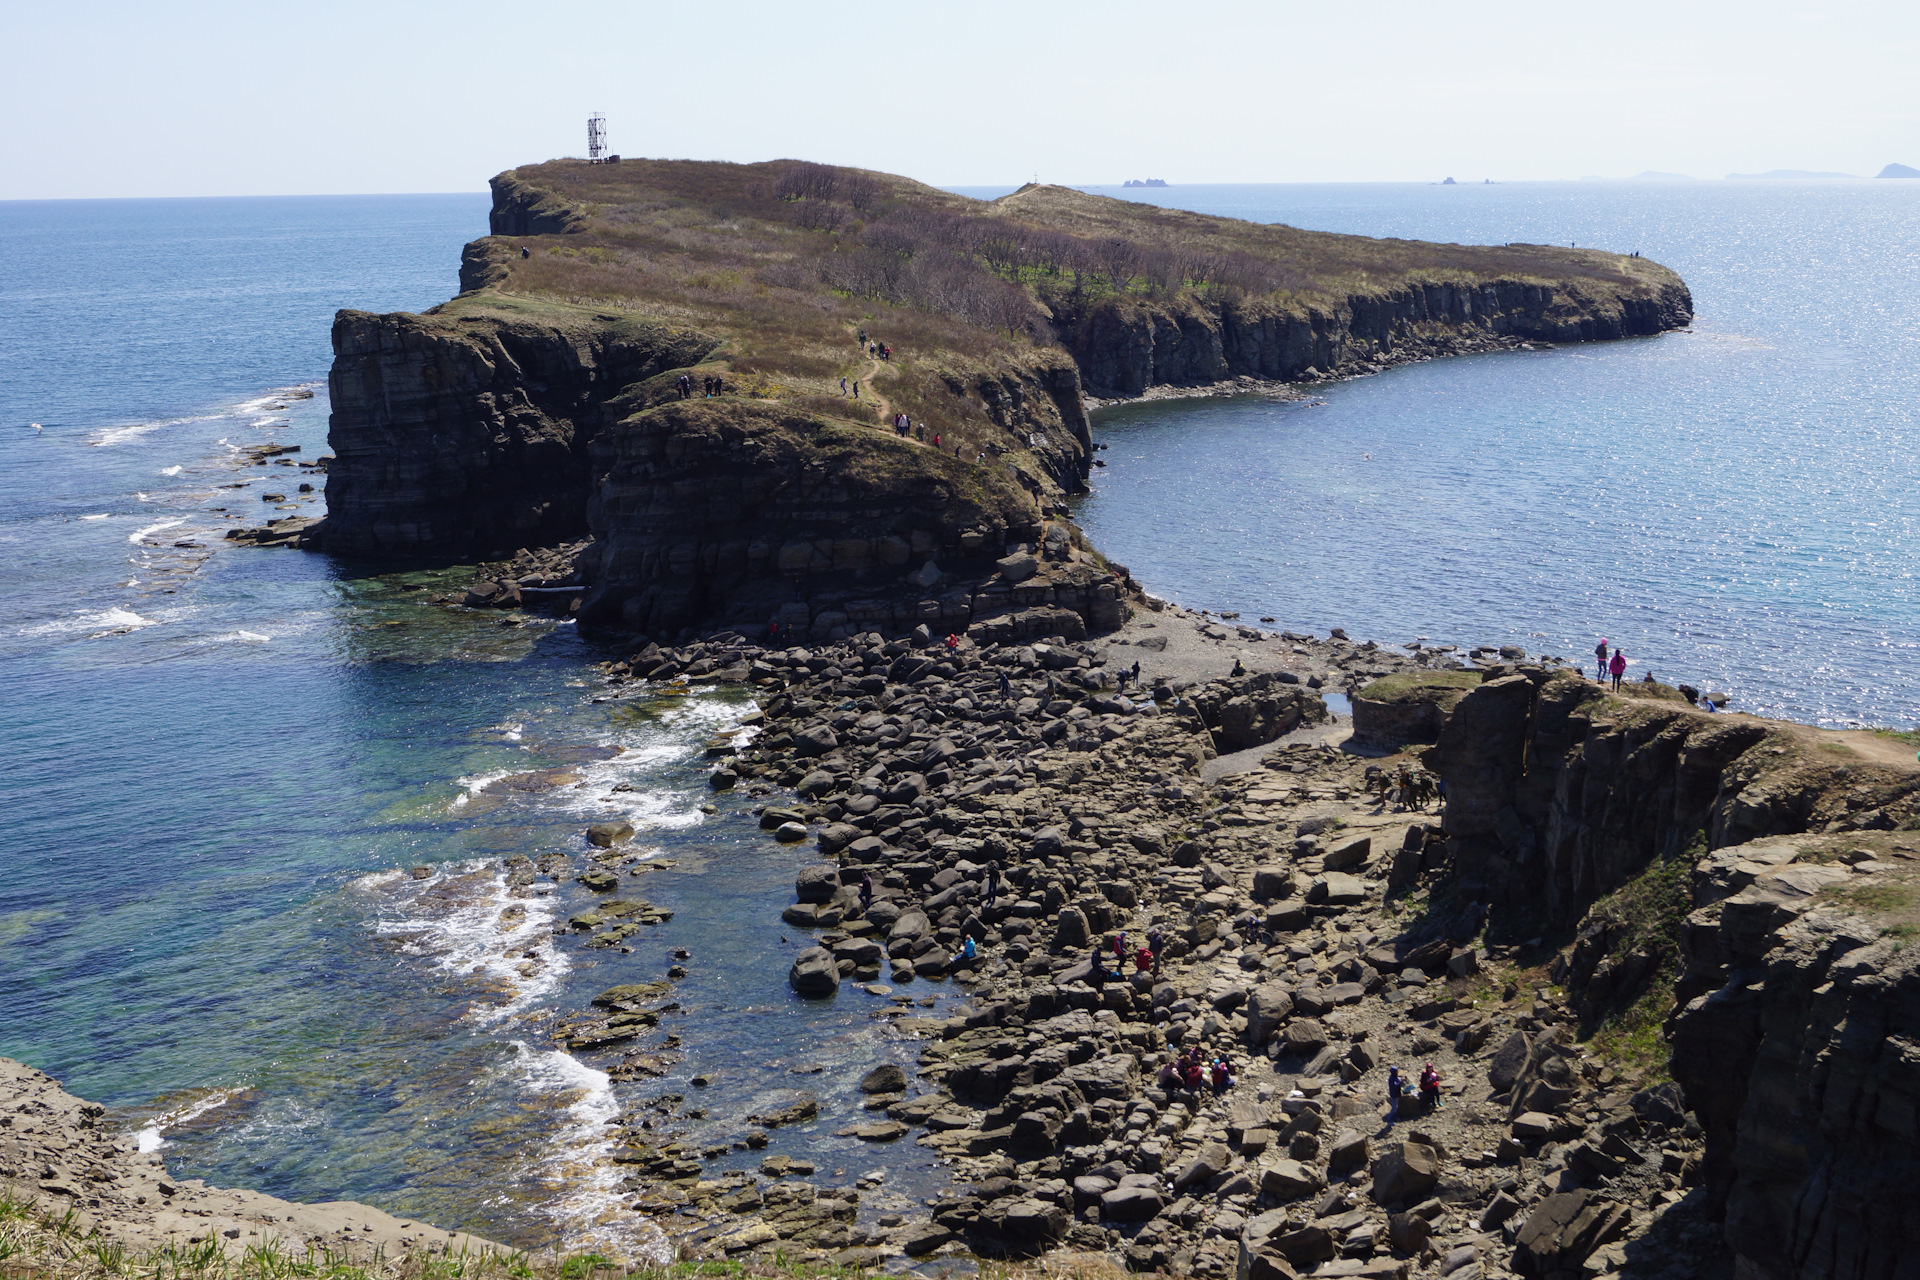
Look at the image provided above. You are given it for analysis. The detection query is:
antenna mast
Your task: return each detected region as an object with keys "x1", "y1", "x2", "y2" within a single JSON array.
[{"x1": 587, "y1": 113, "x2": 608, "y2": 163}]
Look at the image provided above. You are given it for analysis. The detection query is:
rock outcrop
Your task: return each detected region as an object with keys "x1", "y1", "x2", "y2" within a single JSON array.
[
  {"x1": 1055, "y1": 279, "x2": 1695, "y2": 397},
  {"x1": 1428, "y1": 670, "x2": 1919, "y2": 928},
  {"x1": 1669, "y1": 834, "x2": 1920, "y2": 1280},
  {"x1": 323, "y1": 306, "x2": 714, "y2": 558}
]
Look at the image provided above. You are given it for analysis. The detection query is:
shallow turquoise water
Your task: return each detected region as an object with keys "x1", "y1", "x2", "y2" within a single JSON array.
[{"x1": 0, "y1": 196, "x2": 954, "y2": 1256}]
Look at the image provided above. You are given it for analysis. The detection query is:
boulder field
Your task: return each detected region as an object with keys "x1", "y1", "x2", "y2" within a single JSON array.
[{"x1": 523, "y1": 611, "x2": 1917, "y2": 1280}]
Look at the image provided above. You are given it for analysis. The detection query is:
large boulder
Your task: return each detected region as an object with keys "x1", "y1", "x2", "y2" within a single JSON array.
[
  {"x1": 1259, "y1": 1158, "x2": 1321, "y2": 1200},
  {"x1": 787, "y1": 946, "x2": 840, "y2": 998},
  {"x1": 1100, "y1": 1174, "x2": 1165, "y2": 1222},
  {"x1": 979, "y1": 1198, "x2": 1067, "y2": 1258},
  {"x1": 1512, "y1": 1190, "x2": 1634, "y2": 1276},
  {"x1": 859, "y1": 1063, "x2": 907, "y2": 1094},
  {"x1": 1244, "y1": 983, "x2": 1295, "y2": 1045},
  {"x1": 1253, "y1": 865, "x2": 1295, "y2": 901},
  {"x1": 794, "y1": 864, "x2": 841, "y2": 903},
  {"x1": 1171, "y1": 1141, "x2": 1232, "y2": 1191},
  {"x1": 793, "y1": 723, "x2": 839, "y2": 756},
  {"x1": 1370, "y1": 1141, "x2": 1440, "y2": 1205},
  {"x1": 586, "y1": 821, "x2": 634, "y2": 848},
  {"x1": 1052, "y1": 905, "x2": 1091, "y2": 951}
]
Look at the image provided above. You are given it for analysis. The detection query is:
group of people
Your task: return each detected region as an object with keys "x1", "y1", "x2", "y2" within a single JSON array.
[
  {"x1": 1155, "y1": 1047, "x2": 1237, "y2": 1095},
  {"x1": 674, "y1": 373, "x2": 728, "y2": 400},
  {"x1": 1088, "y1": 927, "x2": 1167, "y2": 982},
  {"x1": 1385, "y1": 1062, "x2": 1445, "y2": 1123},
  {"x1": 1596, "y1": 637, "x2": 1724, "y2": 711},
  {"x1": 858, "y1": 329, "x2": 893, "y2": 361},
  {"x1": 1367, "y1": 763, "x2": 1440, "y2": 811},
  {"x1": 1594, "y1": 638, "x2": 1630, "y2": 691}
]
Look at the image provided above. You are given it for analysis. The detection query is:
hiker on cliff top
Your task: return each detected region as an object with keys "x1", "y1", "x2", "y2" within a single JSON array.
[
  {"x1": 1609, "y1": 648, "x2": 1628, "y2": 692},
  {"x1": 1594, "y1": 638, "x2": 1610, "y2": 681},
  {"x1": 840, "y1": 376, "x2": 848, "y2": 395}
]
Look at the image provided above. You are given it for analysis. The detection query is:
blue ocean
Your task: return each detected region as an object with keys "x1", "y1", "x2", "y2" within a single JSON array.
[{"x1": 0, "y1": 180, "x2": 1913, "y2": 1252}]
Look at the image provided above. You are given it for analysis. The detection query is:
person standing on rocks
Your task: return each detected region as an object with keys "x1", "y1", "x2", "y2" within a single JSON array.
[
  {"x1": 1595, "y1": 638, "x2": 1611, "y2": 681},
  {"x1": 999, "y1": 670, "x2": 1011, "y2": 699},
  {"x1": 984, "y1": 861, "x2": 1001, "y2": 908},
  {"x1": 1386, "y1": 1066, "x2": 1405, "y2": 1125},
  {"x1": 1156, "y1": 1055, "x2": 1180, "y2": 1090},
  {"x1": 1419, "y1": 1062, "x2": 1442, "y2": 1112},
  {"x1": 1147, "y1": 926, "x2": 1164, "y2": 975},
  {"x1": 945, "y1": 633, "x2": 960, "y2": 658},
  {"x1": 1087, "y1": 943, "x2": 1110, "y2": 986},
  {"x1": 1135, "y1": 942, "x2": 1153, "y2": 974},
  {"x1": 1609, "y1": 648, "x2": 1628, "y2": 692},
  {"x1": 858, "y1": 871, "x2": 873, "y2": 913}
]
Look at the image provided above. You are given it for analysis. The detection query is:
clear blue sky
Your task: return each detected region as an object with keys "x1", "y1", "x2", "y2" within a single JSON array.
[{"x1": 5, "y1": 0, "x2": 1917, "y2": 198}]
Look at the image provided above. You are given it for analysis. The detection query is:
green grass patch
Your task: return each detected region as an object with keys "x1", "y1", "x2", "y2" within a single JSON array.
[
  {"x1": 1355, "y1": 670, "x2": 1482, "y2": 705},
  {"x1": 1817, "y1": 882, "x2": 1917, "y2": 914},
  {"x1": 1872, "y1": 727, "x2": 1920, "y2": 749}
]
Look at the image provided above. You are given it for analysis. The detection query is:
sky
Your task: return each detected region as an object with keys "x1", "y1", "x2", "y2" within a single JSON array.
[{"x1": 4, "y1": 0, "x2": 1918, "y2": 199}]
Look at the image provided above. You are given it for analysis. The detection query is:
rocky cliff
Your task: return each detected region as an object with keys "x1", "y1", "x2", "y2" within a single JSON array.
[
  {"x1": 324, "y1": 303, "x2": 715, "y2": 558},
  {"x1": 1054, "y1": 277, "x2": 1694, "y2": 396},
  {"x1": 1415, "y1": 669, "x2": 1920, "y2": 1279}
]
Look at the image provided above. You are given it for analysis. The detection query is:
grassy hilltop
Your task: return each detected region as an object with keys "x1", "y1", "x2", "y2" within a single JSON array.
[{"x1": 452, "y1": 156, "x2": 1688, "y2": 434}]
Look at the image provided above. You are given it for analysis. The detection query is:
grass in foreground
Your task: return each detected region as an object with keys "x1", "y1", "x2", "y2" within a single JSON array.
[{"x1": 0, "y1": 1192, "x2": 1125, "y2": 1280}]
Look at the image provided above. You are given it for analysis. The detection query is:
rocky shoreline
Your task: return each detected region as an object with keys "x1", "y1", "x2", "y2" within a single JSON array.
[
  {"x1": 13, "y1": 598, "x2": 1915, "y2": 1280},
  {"x1": 0, "y1": 1059, "x2": 502, "y2": 1264},
  {"x1": 520, "y1": 607, "x2": 1726, "y2": 1278}
]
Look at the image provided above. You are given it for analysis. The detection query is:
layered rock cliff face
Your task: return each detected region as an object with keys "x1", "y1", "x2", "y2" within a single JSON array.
[
  {"x1": 324, "y1": 308, "x2": 715, "y2": 558},
  {"x1": 578, "y1": 398, "x2": 1053, "y2": 635},
  {"x1": 1668, "y1": 838, "x2": 1920, "y2": 1280},
  {"x1": 1054, "y1": 279, "x2": 1695, "y2": 396},
  {"x1": 1417, "y1": 672, "x2": 1920, "y2": 1279},
  {"x1": 1426, "y1": 671, "x2": 1918, "y2": 927}
]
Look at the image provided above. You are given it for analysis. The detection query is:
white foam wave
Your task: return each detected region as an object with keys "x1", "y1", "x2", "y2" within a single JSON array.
[
  {"x1": 217, "y1": 630, "x2": 272, "y2": 643},
  {"x1": 19, "y1": 607, "x2": 157, "y2": 638},
  {"x1": 129, "y1": 519, "x2": 187, "y2": 545},
  {"x1": 132, "y1": 1087, "x2": 252, "y2": 1154},
  {"x1": 159, "y1": 466, "x2": 183, "y2": 477},
  {"x1": 79, "y1": 514, "x2": 109, "y2": 521},
  {"x1": 510, "y1": 1044, "x2": 669, "y2": 1265},
  {"x1": 365, "y1": 863, "x2": 568, "y2": 1026},
  {"x1": 93, "y1": 413, "x2": 219, "y2": 447}
]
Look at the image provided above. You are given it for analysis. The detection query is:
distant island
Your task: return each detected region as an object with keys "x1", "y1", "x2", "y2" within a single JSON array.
[
  {"x1": 1121, "y1": 178, "x2": 1168, "y2": 188},
  {"x1": 1879, "y1": 162, "x2": 1920, "y2": 178}
]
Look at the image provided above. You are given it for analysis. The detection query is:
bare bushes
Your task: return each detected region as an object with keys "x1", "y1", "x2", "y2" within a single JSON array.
[{"x1": 791, "y1": 394, "x2": 878, "y2": 424}]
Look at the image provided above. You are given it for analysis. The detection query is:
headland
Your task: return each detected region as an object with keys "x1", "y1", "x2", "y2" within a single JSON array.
[{"x1": 178, "y1": 157, "x2": 1915, "y2": 1280}]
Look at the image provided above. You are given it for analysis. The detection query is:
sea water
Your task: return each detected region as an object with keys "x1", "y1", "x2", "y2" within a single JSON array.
[
  {"x1": 1, "y1": 181, "x2": 1914, "y2": 1253},
  {"x1": 1011, "y1": 181, "x2": 1918, "y2": 729},
  {"x1": 0, "y1": 196, "x2": 956, "y2": 1257}
]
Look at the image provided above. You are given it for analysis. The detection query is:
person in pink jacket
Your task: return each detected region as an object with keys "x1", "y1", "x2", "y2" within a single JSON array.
[{"x1": 1609, "y1": 649, "x2": 1627, "y2": 692}]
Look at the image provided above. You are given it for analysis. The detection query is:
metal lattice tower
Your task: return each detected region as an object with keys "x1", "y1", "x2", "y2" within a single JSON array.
[{"x1": 587, "y1": 113, "x2": 607, "y2": 163}]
